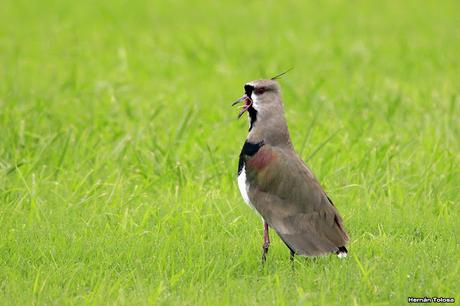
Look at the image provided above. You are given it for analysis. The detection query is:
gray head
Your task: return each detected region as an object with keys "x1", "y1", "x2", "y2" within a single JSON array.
[{"x1": 233, "y1": 79, "x2": 292, "y2": 147}]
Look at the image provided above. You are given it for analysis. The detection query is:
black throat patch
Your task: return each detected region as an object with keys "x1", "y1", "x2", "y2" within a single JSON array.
[
  {"x1": 244, "y1": 84, "x2": 257, "y2": 131},
  {"x1": 248, "y1": 106, "x2": 257, "y2": 131},
  {"x1": 237, "y1": 140, "x2": 265, "y2": 175}
]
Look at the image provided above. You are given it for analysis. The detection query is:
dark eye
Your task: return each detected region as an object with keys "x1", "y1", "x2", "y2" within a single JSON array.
[{"x1": 254, "y1": 87, "x2": 266, "y2": 95}]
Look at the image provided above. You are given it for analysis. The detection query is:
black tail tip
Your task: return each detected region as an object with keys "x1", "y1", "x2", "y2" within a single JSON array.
[{"x1": 336, "y1": 246, "x2": 348, "y2": 258}]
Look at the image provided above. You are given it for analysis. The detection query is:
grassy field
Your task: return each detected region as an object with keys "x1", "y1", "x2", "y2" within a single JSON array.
[{"x1": 1, "y1": 0, "x2": 459, "y2": 305}]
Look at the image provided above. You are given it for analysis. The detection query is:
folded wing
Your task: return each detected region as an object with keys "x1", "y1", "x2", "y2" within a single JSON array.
[{"x1": 244, "y1": 145, "x2": 349, "y2": 256}]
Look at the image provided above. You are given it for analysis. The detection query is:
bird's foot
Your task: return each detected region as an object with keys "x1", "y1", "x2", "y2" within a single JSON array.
[{"x1": 261, "y1": 241, "x2": 270, "y2": 264}]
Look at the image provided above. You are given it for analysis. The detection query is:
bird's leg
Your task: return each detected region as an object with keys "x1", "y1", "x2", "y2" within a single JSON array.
[
  {"x1": 261, "y1": 221, "x2": 270, "y2": 263},
  {"x1": 290, "y1": 249, "x2": 296, "y2": 271},
  {"x1": 290, "y1": 249, "x2": 295, "y2": 262}
]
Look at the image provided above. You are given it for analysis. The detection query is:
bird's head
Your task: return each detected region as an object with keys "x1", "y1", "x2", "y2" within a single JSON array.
[
  {"x1": 232, "y1": 79, "x2": 282, "y2": 120},
  {"x1": 233, "y1": 70, "x2": 293, "y2": 145}
]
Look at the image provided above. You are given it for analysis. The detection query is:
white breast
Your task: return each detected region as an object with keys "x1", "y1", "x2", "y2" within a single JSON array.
[
  {"x1": 238, "y1": 166, "x2": 260, "y2": 213},
  {"x1": 237, "y1": 165, "x2": 250, "y2": 203}
]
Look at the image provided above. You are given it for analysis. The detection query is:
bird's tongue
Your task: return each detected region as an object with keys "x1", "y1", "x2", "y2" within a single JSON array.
[
  {"x1": 232, "y1": 94, "x2": 253, "y2": 118},
  {"x1": 231, "y1": 95, "x2": 252, "y2": 119},
  {"x1": 238, "y1": 99, "x2": 252, "y2": 118}
]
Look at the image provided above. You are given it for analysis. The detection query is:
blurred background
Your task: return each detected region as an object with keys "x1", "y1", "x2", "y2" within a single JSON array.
[{"x1": 0, "y1": 0, "x2": 459, "y2": 304}]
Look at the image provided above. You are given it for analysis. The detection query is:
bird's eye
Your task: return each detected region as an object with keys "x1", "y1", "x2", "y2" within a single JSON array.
[{"x1": 254, "y1": 87, "x2": 266, "y2": 95}]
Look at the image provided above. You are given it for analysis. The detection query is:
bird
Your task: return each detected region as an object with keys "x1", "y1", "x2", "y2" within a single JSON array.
[{"x1": 232, "y1": 74, "x2": 349, "y2": 263}]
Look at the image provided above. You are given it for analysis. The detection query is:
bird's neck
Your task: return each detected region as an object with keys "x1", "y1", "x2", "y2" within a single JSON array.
[{"x1": 246, "y1": 110, "x2": 293, "y2": 148}]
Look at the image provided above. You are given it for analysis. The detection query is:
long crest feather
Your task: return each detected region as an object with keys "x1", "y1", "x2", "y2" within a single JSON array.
[{"x1": 270, "y1": 67, "x2": 294, "y2": 80}]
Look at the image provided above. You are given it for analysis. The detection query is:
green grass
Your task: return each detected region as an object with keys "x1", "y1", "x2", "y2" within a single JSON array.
[{"x1": 1, "y1": 0, "x2": 459, "y2": 304}]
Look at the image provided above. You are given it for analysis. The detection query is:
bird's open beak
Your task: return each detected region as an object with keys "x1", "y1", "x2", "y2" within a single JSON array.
[{"x1": 232, "y1": 94, "x2": 253, "y2": 119}]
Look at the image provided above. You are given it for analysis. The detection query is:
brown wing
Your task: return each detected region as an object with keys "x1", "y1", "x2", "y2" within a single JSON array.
[{"x1": 244, "y1": 145, "x2": 349, "y2": 256}]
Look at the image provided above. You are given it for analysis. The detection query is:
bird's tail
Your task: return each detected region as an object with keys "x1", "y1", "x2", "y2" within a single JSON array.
[{"x1": 336, "y1": 246, "x2": 348, "y2": 258}]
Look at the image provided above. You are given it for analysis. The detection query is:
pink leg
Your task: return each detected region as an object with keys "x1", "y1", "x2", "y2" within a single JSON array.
[{"x1": 261, "y1": 221, "x2": 270, "y2": 263}]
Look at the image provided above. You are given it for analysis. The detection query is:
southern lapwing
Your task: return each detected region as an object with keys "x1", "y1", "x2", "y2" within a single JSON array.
[{"x1": 232, "y1": 76, "x2": 349, "y2": 262}]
